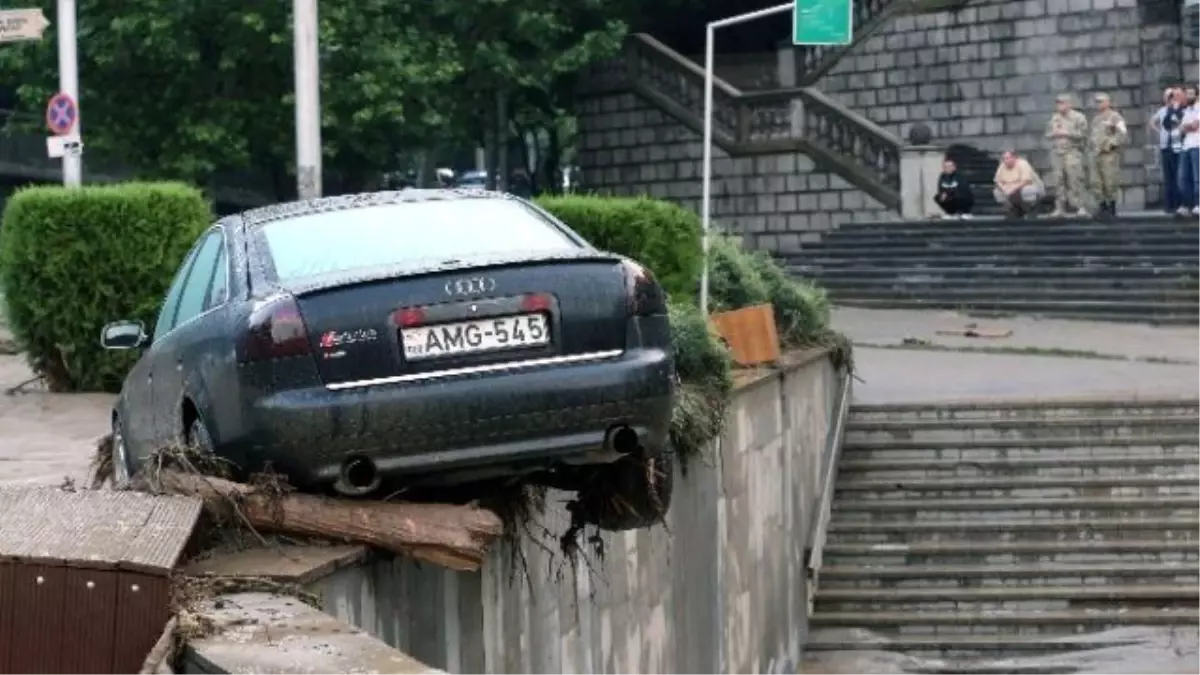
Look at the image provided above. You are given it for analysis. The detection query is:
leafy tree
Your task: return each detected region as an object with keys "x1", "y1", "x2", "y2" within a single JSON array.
[
  {"x1": 0, "y1": 0, "x2": 640, "y2": 197},
  {"x1": 0, "y1": 0, "x2": 461, "y2": 197}
]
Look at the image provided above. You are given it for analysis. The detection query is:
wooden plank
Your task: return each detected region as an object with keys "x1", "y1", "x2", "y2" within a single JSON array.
[{"x1": 709, "y1": 303, "x2": 782, "y2": 367}]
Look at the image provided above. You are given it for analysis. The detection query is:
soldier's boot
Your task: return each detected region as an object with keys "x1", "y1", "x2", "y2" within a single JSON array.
[
  {"x1": 1074, "y1": 205, "x2": 1090, "y2": 218},
  {"x1": 1107, "y1": 201, "x2": 1117, "y2": 217},
  {"x1": 1049, "y1": 203, "x2": 1067, "y2": 218}
]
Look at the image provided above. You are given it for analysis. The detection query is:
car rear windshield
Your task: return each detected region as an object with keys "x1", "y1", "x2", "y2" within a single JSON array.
[{"x1": 257, "y1": 199, "x2": 580, "y2": 283}]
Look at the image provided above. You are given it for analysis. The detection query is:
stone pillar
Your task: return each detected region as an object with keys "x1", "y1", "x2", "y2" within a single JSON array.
[{"x1": 899, "y1": 145, "x2": 945, "y2": 220}]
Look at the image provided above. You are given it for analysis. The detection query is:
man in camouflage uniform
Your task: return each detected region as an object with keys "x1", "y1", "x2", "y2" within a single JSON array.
[
  {"x1": 1089, "y1": 93, "x2": 1128, "y2": 218},
  {"x1": 1044, "y1": 93, "x2": 1090, "y2": 217}
]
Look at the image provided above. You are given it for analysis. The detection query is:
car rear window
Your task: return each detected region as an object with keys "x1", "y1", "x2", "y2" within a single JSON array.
[{"x1": 258, "y1": 199, "x2": 579, "y2": 283}]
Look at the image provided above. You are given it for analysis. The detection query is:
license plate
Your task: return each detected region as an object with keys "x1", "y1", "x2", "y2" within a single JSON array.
[{"x1": 402, "y1": 313, "x2": 550, "y2": 361}]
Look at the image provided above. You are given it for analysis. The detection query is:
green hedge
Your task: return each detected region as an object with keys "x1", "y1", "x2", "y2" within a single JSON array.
[
  {"x1": 708, "y1": 235, "x2": 831, "y2": 348},
  {"x1": 667, "y1": 301, "x2": 732, "y2": 467},
  {"x1": 0, "y1": 182, "x2": 210, "y2": 392},
  {"x1": 536, "y1": 195, "x2": 702, "y2": 300}
]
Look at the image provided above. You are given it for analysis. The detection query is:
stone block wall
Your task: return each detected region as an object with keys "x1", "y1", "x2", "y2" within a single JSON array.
[
  {"x1": 815, "y1": 0, "x2": 1195, "y2": 209},
  {"x1": 576, "y1": 93, "x2": 893, "y2": 253}
]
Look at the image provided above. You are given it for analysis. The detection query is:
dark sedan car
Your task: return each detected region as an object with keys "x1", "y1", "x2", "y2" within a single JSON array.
[{"x1": 101, "y1": 190, "x2": 676, "y2": 530}]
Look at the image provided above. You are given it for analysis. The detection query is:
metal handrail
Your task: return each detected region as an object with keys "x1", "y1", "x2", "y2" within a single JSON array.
[{"x1": 804, "y1": 366, "x2": 852, "y2": 616}]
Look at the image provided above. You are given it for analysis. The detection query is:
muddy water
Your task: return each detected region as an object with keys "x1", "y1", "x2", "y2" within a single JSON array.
[{"x1": 800, "y1": 626, "x2": 1200, "y2": 674}]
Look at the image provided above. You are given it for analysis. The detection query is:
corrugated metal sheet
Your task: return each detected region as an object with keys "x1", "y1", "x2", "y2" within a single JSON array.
[
  {"x1": 61, "y1": 569, "x2": 120, "y2": 674},
  {"x1": 111, "y1": 573, "x2": 172, "y2": 674},
  {"x1": 0, "y1": 487, "x2": 201, "y2": 574}
]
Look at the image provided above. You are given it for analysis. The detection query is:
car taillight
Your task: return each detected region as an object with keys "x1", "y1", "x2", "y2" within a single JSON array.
[
  {"x1": 240, "y1": 296, "x2": 311, "y2": 362},
  {"x1": 392, "y1": 307, "x2": 426, "y2": 328},
  {"x1": 621, "y1": 259, "x2": 666, "y2": 316},
  {"x1": 520, "y1": 293, "x2": 553, "y2": 313}
]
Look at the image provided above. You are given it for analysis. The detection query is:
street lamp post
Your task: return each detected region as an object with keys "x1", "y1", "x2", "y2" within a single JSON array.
[{"x1": 293, "y1": 0, "x2": 322, "y2": 200}]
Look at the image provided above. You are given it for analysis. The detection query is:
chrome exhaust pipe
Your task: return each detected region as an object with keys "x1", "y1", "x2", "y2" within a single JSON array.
[
  {"x1": 334, "y1": 456, "x2": 381, "y2": 496},
  {"x1": 605, "y1": 426, "x2": 640, "y2": 454}
]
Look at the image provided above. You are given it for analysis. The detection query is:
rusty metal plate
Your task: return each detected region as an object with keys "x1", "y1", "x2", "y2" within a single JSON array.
[
  {"x1": 111, "y1": 573, "x2": 171, "y2": 675},
  {"x1": 0, "y1": 487, "x2": 201, "y2": 575},
  {"x1": 60, "y1": 568, "x2": 119, "y2": 674},
  {"x1": 7, "y1": 564, "x2": 67, "y2": 674}
]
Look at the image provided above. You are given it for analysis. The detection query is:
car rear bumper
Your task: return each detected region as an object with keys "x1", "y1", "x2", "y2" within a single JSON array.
[{"x1": 235, "y1": 347, "x2": 674, "y2": 486}]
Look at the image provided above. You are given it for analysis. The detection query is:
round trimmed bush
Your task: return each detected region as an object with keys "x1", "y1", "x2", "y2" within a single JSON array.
[
  {"x1": 0, "y1": 182, "x2": 210, "y2": 392},
  {"x1": 536, "y1": 195, "x2": 702, "y2": 301}
]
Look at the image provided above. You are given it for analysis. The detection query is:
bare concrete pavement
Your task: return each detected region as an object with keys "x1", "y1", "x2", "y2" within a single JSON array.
[
  {"x1": 832, "y1": 307, "x2": 1199, "y2": 403},
  {"x1": 0, "y1": 340, "x2": 113, "y2": 487}
]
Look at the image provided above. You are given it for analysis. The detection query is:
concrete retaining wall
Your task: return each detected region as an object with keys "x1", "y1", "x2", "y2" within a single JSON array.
[{"x1": 290, "y1": 352, "x2": 843, "y2": 674}]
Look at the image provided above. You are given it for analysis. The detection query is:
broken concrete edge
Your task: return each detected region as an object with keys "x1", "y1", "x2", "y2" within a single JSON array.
[
  {"x1": 184, "y1": 544, "x2": 369, "y2": 586},
  {"x1": 181, "y1": 591, "x2": 443, "y2": 675}
]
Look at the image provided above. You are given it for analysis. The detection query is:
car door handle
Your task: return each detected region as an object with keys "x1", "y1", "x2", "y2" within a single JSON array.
[{"x1": 176, "y1": 363, "x2": 183, "y2": 372}]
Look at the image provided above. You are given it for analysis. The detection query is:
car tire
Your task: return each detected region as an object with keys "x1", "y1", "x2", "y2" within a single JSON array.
[
  {"x1": 111, "y1": 415, "x2": 135, "y2": 489},
  {"x1": 187, "y1": 415, "x2": 215, "y2": 453},
  {"x1": 578, "y1": 450, "x2": 675, "y2": 532}
]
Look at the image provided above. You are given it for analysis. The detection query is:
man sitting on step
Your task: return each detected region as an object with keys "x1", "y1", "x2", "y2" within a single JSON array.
[
  {"x1": 993, "y1": 150, "x2": 1045, "y2": 219},
  {"x1": 933, "y1": 157, "x2": 975, "y2": 219}
]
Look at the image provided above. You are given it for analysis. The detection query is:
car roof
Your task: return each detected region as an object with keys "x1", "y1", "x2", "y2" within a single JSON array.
[{"x1": 237, "y1": 189, "x2": 514, "y2": 228}]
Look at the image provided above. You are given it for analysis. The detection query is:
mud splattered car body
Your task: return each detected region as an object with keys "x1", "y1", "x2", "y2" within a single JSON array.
[{"x1": 102, "y1": 190, "x2": 676, "y2": 529}]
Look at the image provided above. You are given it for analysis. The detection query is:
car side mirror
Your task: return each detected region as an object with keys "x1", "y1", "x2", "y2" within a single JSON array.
[{"x1": 101, "y1": 320, "x2": 149, "y2": 350}]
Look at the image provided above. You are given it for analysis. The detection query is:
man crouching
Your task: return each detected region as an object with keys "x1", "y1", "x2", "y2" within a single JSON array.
[{"x1": 993, "y1": 150, "x2": 1045, "y2": 219}]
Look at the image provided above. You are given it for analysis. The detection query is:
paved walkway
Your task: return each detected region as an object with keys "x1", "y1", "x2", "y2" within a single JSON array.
[
  {"x1": 833, "y1": 307, "x2": 1199, "y2": 404},
  {"x1": 0, "y1": 347, "x2": 113, "y2": 487}
]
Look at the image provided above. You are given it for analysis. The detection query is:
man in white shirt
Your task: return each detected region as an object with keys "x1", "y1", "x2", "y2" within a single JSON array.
[
  {"x1": 1150, "y1": 88, "x2": 1181, "y2": 213},
  {"x1": 993, "y1": 150, "x2": 1045, "y2": 219},
  {"x1": 1179, "y1": 92, "x2": 1200, "y2": 216}
]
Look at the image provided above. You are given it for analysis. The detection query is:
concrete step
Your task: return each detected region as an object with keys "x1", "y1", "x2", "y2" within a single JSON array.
[
  {"x1": 825, "y1": 297, "x2": 1198, "y2": 321},
  {"x1": 799, "y1": 253, "x2": 1199, "y2": 268},
  {"x1": 814, "y1": 583, "x2": 1199, "y2": 614},
  {"x1": 840, "y1": 435, "x2": 1200, "y2": 462},
  {"x1": 833, "y1": 474, "x2": 1199, "y2": 501},
  {"x1": 820, "y1": 275, "x2": 1197, "y2": 291},
  {"x1": 803, "y1": 630, "x2": 1147, "y2": 658},
  {"x1": 803, "y1": 243, "x2": 1197, "y2": 261},
  {"x1": 800, "y1": 264, "x2": 1199, "y2": 280},
  {"x1": 808, "y1": 607, "x2": 1200, "y2": 637},
  {"x1": 837, "y1": 455, "x2": 1198, "y2": 483},
  {"x1": 825, "y1": 219, "x2": 1196, "y2": 238},
  {"x1": 818, "y1": 286, "x2": 1199, "y2": 303},
  {"x1": 848, "y1": 399, "x2": 1200, "y2": 422},
  {"x1": 827, "y1": 517, "x2": 1200, "y2": 545},
  {"x1": 816, "y1": 230, "x2": 1200, "y2": 247},
  {"x1": 823, "y1": 539, "x2": 1198, "y2": 568},
  {"x1": 844, "y1": 415, "x2": 1199, "y2": 444},
  {"x1": 831, "y1": 495, "x2": 1199, "y2": 522},
  {"x1": 816, "y1": 562, "x2": 1200, "y2": 590}
]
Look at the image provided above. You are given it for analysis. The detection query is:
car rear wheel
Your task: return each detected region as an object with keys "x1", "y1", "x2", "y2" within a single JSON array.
[
  {"x1": 578, "y1": 450, "x2": 675, "y2": 531},
  {"x1": 111, "y1": 416, "x2": 135, "y2": 489}
]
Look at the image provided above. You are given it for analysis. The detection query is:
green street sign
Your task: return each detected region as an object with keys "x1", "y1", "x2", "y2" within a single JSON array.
[{"x1": 793, "y1": 0, "x2": 852, "y2": 46}]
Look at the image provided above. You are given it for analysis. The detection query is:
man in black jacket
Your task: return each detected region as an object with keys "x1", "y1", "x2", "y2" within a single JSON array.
[{"x1": 933, "y1": 158, "x2": 975, "y2": 219}]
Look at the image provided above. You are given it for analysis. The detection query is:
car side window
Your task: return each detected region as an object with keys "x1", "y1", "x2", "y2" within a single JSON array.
[
  {"x1": 152, "y1": 243, "x2": 203, "y2": 343},
  {"x1": 204, "y1": 246, "x2": 229, "y2": 311},
  {"x1": 172, "y1": 230, "x2": 224, "y2": 330}
]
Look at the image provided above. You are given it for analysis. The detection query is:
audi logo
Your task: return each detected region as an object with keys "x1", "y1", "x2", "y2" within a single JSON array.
[{"x1": 445, "y1": 276, "x2": 496, "y2": 296}]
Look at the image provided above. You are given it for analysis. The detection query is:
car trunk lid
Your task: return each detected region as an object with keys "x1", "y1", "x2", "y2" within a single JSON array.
[{"x1": 287, "y1": 252, "x2": 630, "y2": 387}]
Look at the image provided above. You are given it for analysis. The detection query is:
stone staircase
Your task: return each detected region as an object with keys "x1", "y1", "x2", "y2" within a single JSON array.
[
  {"x1": 807, "y1": 397, "x2": 1200, "y2": 668},
  {"x1": 582, "y1": 33, "x2": 905, "y2": 211},
  {"x1": 783, "y1": 214, "x2": 1200, "y2": 324}
]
